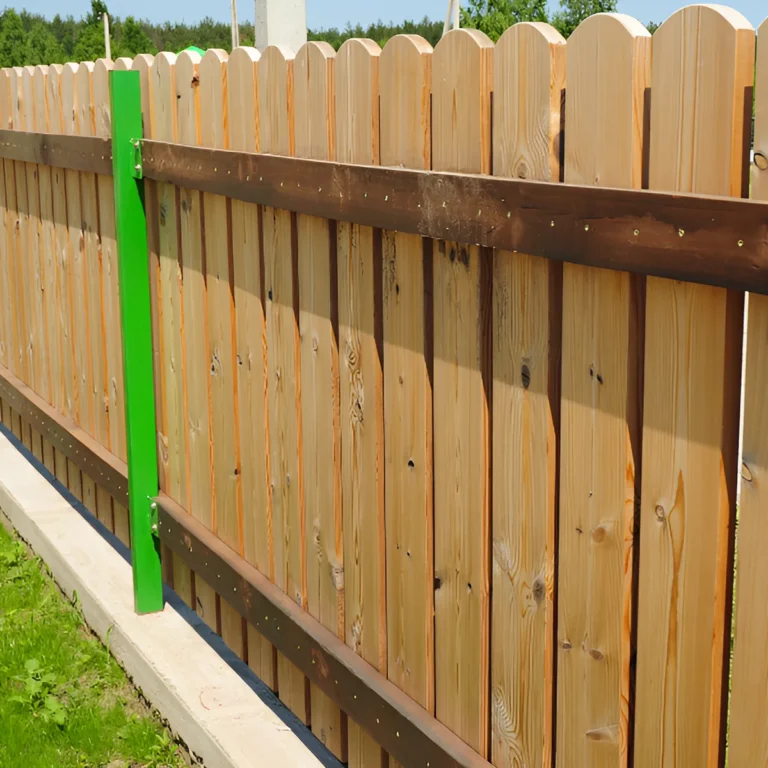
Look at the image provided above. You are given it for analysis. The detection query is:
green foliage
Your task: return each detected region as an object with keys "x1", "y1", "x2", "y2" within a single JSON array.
[
  {"x1": 460, "y1": 0, "x2": 547, "y2": 41},
  {"x1": 550, "y1": 0, "x2": 619, "y2": 38},
  {"x1": 10, "y1": 658, "x2": 68, "y2": 727},
  {"x1": 0, "y1": 0, "x2": 659, "y2": 69},
  {"x1": 0, "y1": 524, "x2": 186, "y2": 767}
]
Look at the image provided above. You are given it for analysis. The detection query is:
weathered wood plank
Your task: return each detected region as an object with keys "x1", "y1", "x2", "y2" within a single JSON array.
[
  {"x1": 634, "y1": 7, "x2": 753, "y2": 767},
  {"x1": 491, "y1": 21, "x2": 564, "y2": 768}
]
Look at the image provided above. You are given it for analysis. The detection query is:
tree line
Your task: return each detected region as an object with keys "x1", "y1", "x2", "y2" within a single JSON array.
[{"x1": 0, "y1": 0, "x2": 661, "y2": 68}]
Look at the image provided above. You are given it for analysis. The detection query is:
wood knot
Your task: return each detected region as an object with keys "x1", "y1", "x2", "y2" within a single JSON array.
[
  {"x1": 562, "y1": 640, "x2": 572, "y2": 650},
  {"x1": 589, "y1": 648, "x2": 604, "y2": 661},
  {"x1": 741, "y1": 462, "x2": 753, "y2": 483},
  {"x1": 755, "y1": 151, "x2": 768, "y2": 171},
  {"x1": 655, "y1": 505, "x2": 666, "y2": 523},
  {"x1": 532, "y1": 579, "x2": 545, "y2": 604},
  {"x1": 591, "y1": 526, "x2": 606, "y2": 543},
  {"x1": 521, "y1": 364, "x2": 531, "y2": 390}
]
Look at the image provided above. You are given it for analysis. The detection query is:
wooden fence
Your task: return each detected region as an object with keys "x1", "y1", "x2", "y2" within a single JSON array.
[{"x1": 0, "y1": 4, "x2": 767, "y2": 767}]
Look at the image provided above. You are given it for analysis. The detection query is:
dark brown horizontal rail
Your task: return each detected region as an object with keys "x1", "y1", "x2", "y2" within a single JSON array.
[
  {"x1": 156, "y1": 494, "x2": 491, "y2": 768},
  {"x1": 0, "y1": 364, "x2": 128, "y2": 506},
  {"x1": 141, "y1": 138, "x2": 768, "y2": 295},
  {"x1": 0, "y1": 129, "x2": 112, "y2": 175}
]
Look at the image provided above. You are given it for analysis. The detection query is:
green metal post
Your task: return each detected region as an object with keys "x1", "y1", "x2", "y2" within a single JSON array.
[{"x1": 110, "y1": 70, "x2": 163, "y2": 614}]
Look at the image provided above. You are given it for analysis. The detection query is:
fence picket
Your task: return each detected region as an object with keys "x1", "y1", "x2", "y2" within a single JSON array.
[
  {"x1": 227, "y1": 45, "x2": 276, "y2": 691},
  {"x1": 557, "y1": 14, "x2": 649, "y2": 768},
  {"x1": 176, "y1": 49, "x2": 217, "y2": 626},
  {"x1": 728, "y1": 17, "x2": 768, "y2": 767},
  {"x1": 294, "y1": 39, "x2": 346, "y2": 758},
  {"x1": 258, "y1": 43, "x2": 309, "y2": 723},
  {"x1": 634, "y1": 7, "x2": 754, "y2": 767},
  {"x1": 335, "y1": 36, "x2": 387, "y2": 768},
  {"x1": 379, "y1": 35, "x2": 434, "y2": 753},
  {"x1": 490, "y1": 21, "x2": 564, "y2": 768}
]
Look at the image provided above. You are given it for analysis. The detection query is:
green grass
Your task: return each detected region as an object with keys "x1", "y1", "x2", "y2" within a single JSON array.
[{"x1": 0, "y1": 523, "x2": 187, "y2": 768}]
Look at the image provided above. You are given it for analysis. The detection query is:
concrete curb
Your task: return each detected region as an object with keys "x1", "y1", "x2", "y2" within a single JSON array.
[{"x1": 0, "y1": 428, "x2": 338, "y2": 768}]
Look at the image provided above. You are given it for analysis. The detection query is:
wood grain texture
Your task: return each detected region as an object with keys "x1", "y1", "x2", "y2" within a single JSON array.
[
  {"x1": 20, "y1": 66, "x2": 46, "y2": 404},
  {"x1": 0, "y1": 69, "x2": 23, "y2": 382},
  {"x1": 0, "y1": 73, "x2": 11, "y2": 374},
  {"x1": 227, "y1": 44, "x2": 275, "y2": 690},
  {"x1": 8, "y1": 68, "x2": 31, "y2": 387},
  {"x1": 74, "y1": 62, "x2": 108, "y2": 454},
  {"x1": 335, "y1": 36, "x2": 386, "y2": 768},
  {"x1": 379, "y1": 33, "x2": 433, "y2": 729},
  {"x1": 634, "y1": 7, "x2": 753, "y2": 768},
  {"x1": 490, "y1": 21, "x2": 564, "y2": 768},
  {"x1": 294, "y1": 39, "x2": 346, "y2": 758},
  {"x1": 729, "y1": 17, "x2": 768, "y2": 768},
  {"x1": 93, "y1": 59, "x2": 125, "y2": 463},
  {"x1": 149, "y1": 51, "x2": 192, "y2": 604},
  {"x1": 258, "y1": 43, "x2": 308, "y2": 723},
  {"x1": 33, "y1": 64, "x2": 70, "y2": 486},
  {"x1": 199, "y1": 48, "x2": 245, "y2": 660},
  {"x1": 175, "y1": 49, "x2": 217, "y2": 627},
  {"x1": 431, "y1": 28, "x2": 492, "y2": 758},
  {"x1": 557, "y1": 14, "x2": 649, "y2": 768}
]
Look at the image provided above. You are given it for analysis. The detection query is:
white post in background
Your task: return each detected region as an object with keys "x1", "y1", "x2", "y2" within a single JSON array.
[
  {"x1": 442, "y1": 0, "x2": 460, "y2": 36},
  {"x1": 255, "y1": 0, "x2": 307, "y2": 52},
  {"x1": 231, "y1": 0, "x2": 240, "y2": 49},
  {"x1": 103, "y1": 13, "x2": 111, "y2": 60}
]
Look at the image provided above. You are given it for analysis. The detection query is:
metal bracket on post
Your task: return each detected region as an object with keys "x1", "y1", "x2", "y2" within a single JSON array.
[
  {"x1": 149, "y1": 499, "x2": 159, "y2": 538},
  {"x1": 110, "y1": 70, "x2": 163, "y2": 614},
  {"x1": 131, "y1": 138, "x2": 143, "y2": 179}
]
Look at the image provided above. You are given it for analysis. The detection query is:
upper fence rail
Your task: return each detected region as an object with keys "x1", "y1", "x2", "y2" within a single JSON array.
[{"x1": 2, "y1": 128, "x2": 767, "y2": 294}]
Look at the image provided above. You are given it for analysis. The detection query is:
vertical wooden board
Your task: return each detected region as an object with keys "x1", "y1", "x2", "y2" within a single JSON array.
[
  {"x1": 2, "y1": 68, "x2": 25, "y2": 382},
  {"x1": 150, "y1": 51, "x2": 193, "y2": 604},
  {"x1": 60, "y1": 63, "x2": 92, "y2": 437},
  {"x1": 199, "y1": 48, "x2": 245, "y2": 660},
  {"x1": 490, "y1": 22, "x2": 564, "y2": 768},
  {"x1": 42, "y1": 438, "x2": 55, "y2": 474},
  {"x1": 76, "y1": 62, "x2": 109, "y2": 456},
  {"x1": 258, "y1": 43, "x2": 309, "y2": 725},
  {"x1": 634, "y1": 7, "x2": 753, "y2": 768},
  {"x1": 228, "y1": 45, "x2": 275, "y2": 688},
  {"x1": 21, "y1": 66, "x2": 47, "y2": 403},
  {"x1": 430, "y1": 28, "x2": 492, "y2": 758},
  {"x1": 379, "y1": 33, "x2": 433, "y2": 725},
  {"x1": 557, "y1": 14, "x2": 649, "y2": 768},
  {"x1": 294, "y1": 39, "x2": 346, "y2": 757},
  {"x1": 9, "y1": 67, "x2": 31, "y2": 386},
  {"x1": 335, "y1": 37, "x2": 386, "y2": 767},
  {"x1": 94, "y1": 59, "x2": 125, "y2": 462},
  {"x1": 0, "y1": 73, "x2": 9, "y2": 372},
  {"x1": 29, "y1": 427, "x2": 42, "y2": 462},
  {"x1": 95, "y1": 484, "x2": 114, "y2": 531},
  {"x1": 729, "y1": 18, "x2": 768, "y2": 768},
  {"x1": 33, "y1": 65, "x2": 60, "y2": 414},
  {"x1": 176, "y1": 49, "x2": 216, "y2": 629}
]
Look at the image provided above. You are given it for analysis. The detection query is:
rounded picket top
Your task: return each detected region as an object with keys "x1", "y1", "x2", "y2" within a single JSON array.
[
  {"x1": 335, "y1": 38, "x2": 381, "y2": 165},
  {"x1": 176, "y1": 49, "x2": 202, "y2": 146},
  {"x1": 46, "y1": 65, "x2": 64, "y2": 134},
  {"x1": 228, "y1": 47, "x2": 260, "y2": 153},
  {"x1": 379, "y1": 34, "x2": 432, "y2": 170},
  {"x1": 494, "y1": 22, "x2": 565, "y2": 182},
  {"x1": 21, "y1": 66, "x2": 37, "y2": 132},
  {"x1": 258, "y1": 45, "x2": 295, "y2": 156},
  {"x1": 565, "y1": 13, "x2": 650, "y2": 189},
  {"x1": 649, "y1": 3, "x2": 755, "y2": 196},
  {"x1": 294, "y1": 41, "x2": 335, "y2": 161},
  {"x1": 93, "y1": 60, "x2": 114, "y2": 139},
  {"x1": 60, "y1": 63, "x2": 79, "y2": 136},
  {"x1": 130, "y1": 54, "x2": 155, "y2": 137},
  {"x1": 432, "y1": 27, "x2": 493, "y2": 174},
  {"x1": 199, "y1": 48, "x2": 228, "y2": 149},
  {"x1": 113, "y1": 57, "x2": 133, "y2": 71},
  {"x1": 75, "y1": 62, "x2": 96, "y2": 137},
  {"x1": 32, "y1": 66, "x2": 50, "y2": 132},
  {"x1": 150, "y1": 52, "x2": 178, "y2": 143}
]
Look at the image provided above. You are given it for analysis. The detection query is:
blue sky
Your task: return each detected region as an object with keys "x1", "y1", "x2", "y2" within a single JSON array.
[{"x1": 14, "y1": 0, "x2": 767, "y2": 32}]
